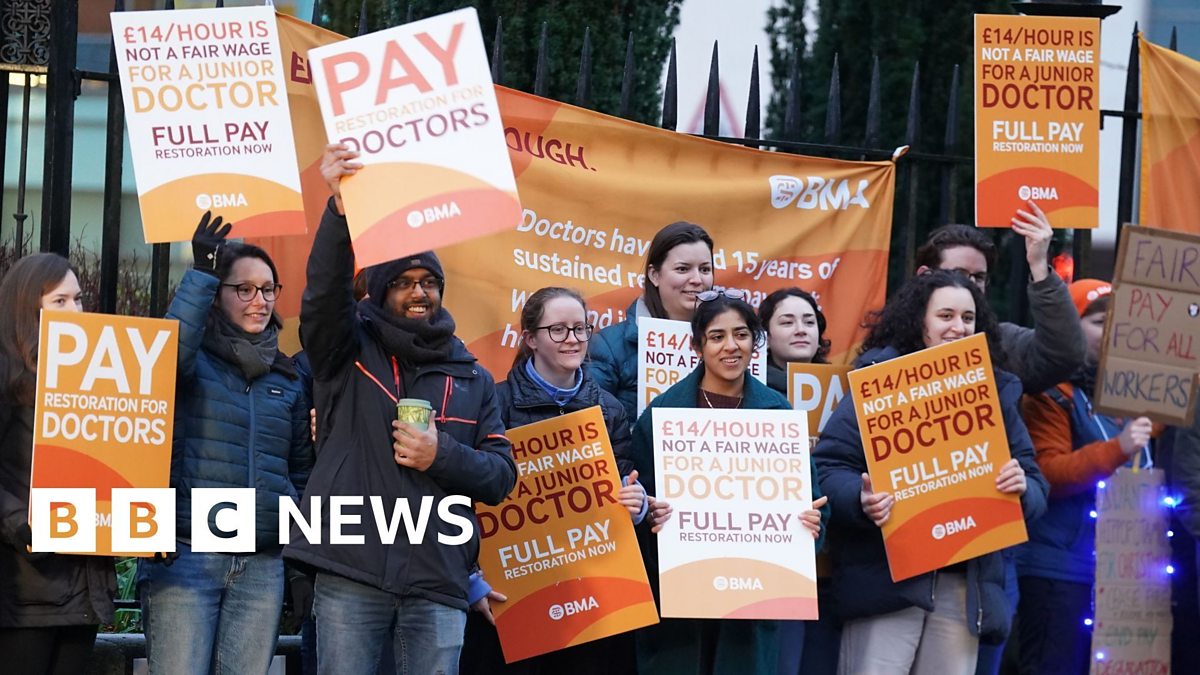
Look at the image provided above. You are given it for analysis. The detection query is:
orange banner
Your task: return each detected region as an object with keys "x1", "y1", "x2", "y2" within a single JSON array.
[
  {"x1": 974, "y1": 14, "x2": 1100, "y2": 228},
  {"x1": 849, "y1": 334, "x2": 1025, "y2": 581},
  {"x1": 786, "y1": 363, "x2": 851, "y2": 447},
  {"x1": 30, "y1": 311, "x2": 178, "y2": 557},
  {"x1": 475, "y1": 407, "x2": 656, "y2": 663},
  {"x1": 1140, "y1": 35, "x2": 1200, "y2": 235}
]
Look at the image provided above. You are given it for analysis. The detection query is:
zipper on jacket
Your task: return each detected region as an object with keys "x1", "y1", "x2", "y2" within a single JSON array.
[
  {"x1": 975, "y1": 575, "x2": 984, "y2": 633},
  {"x1": 246, "y1": 383, "x2": 257, "y2": 502},
  {"x1": 437, "y1": 375, "x2": 453, "y2": 423},
  {"x1": 930, "y1": 569, "x2": 938, "y2": 605}
]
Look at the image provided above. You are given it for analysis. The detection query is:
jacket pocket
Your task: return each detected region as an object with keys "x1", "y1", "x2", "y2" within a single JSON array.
[{"x1": 0, "y1": 552, "x2": 82, "y2": 606}]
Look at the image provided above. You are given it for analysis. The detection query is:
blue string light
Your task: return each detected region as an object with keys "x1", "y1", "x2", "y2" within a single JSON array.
[
  {"x1": 1097, "y1": 480, "x2": 1106, "y2": 489},
  {"x1": 1096, "y1": 651, "x2": 1106, "y2": 661},
  {"x1": 1167, "y1": 565, "x2": 1176, "y2": 575},
  {"x1": 1084, "y1": 618, "x2": 1093, "y2": 627},
  {"x1": 1089, "y1": 510, "x2": 1098, "y2": 519}
]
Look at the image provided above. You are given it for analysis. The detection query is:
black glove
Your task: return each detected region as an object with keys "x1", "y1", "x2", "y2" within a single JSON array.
[
  {"x1": 287, "y1": 569, "x2": 314, "y2": 621},
  {"x1": 151, "y1": 550, "x2": 181, "y2": 566},
  {"x1": 192, "y1": 211, "x2": 233, "y2": 275}
]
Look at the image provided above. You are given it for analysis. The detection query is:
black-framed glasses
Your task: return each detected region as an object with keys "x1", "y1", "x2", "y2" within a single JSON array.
[
  {"x1": 948, "y1": 268, "x2": 988, "y2": 287},
  {"x1": 535, "y1": 323, "x2": 594, "y2": 342},
  {"x1": 387, "y1": 277, "x2": 442, "y2": 293},
  {"x1": 221, "y1": 283, "x2": 281, "y2": 302},
  {"x1": 697, "y1": 287, "x2": 747, "y2": 302}
]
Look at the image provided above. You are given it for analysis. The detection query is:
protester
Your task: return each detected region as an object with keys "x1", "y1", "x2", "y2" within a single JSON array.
[
  {"x1": 814, "y1": 270, "x2": 1048, "y2": 674},
  {"x1": 590, "y1": 222, "x2": 714, "y2": 420},
  {"x1": 630, "y1": 290, "x2": 827, "y2": 674},
  {"x1": 1016, "y1": 279, "x2": 1153, "y2": 674},
  {"x1": 0, "y1": 253, "x2": 115, "y2": 675},
  {"x1": 136, "y1": 215, "x2": 314, "y2": 675},
  {"x1": 286, "y1": 143, "x2": 517, "y2": 675},
  {"x1": 461, "y1": 286, "x2": 658, "y2": 674},
  {"x1": 758, "y1": 287, "x2": 837, "y2": 674}
]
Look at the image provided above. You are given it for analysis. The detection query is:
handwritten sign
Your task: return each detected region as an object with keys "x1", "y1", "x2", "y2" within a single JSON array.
[
  {"x1": 974, "y1": 14, "x2": 1100, "y2": 228},
  {"x1": 1096, "y1": 225, "x2": 1200, "y2": 425},
  {"x1": 1091, "y1": 468, "x2": 1172, "y2": 675},
  {"x1": 786, "y1": 363, "x2": 850, "y2": 447},
  {"x1": 111, "y1": 5, "x2": 306, "y2": 242},
  {"x1": 475, "y1": 407, "x2": 655, "y2": 663},
  {"x1": 636, "y1": 317, "x2": 766, "y2": 417},
  {"x1": 653, "y1": 408, "x2": 817, "y2": 619},
  {"x1": 849, "y1": 334, "x2": 1025, "y2": 581}
]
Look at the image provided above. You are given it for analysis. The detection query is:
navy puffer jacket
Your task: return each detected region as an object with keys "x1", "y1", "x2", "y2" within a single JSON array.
[
  {"x1": 588, "y1": 300, "x2": 644, "y2": 423},
  {"x1": 167, "y1": 270, "x2": 314, "y2": 549}
]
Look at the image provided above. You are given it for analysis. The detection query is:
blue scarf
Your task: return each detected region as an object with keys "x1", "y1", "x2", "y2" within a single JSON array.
[{"x1": 525, "y1": 359, "x2": 583, "y2": 407}]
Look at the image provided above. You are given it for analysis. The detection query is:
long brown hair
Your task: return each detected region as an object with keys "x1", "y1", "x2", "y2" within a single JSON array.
[
  {"x1": 643, "y1": 222, "x2": 713, "y2": 319},
  {"x1": 514, "y1": 287, "x2": 587, "y2": 368},
  {"x1": 0, "y1": 253, "x2": 76, "y2": 405}
]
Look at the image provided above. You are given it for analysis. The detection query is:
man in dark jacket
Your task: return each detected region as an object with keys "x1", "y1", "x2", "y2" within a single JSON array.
[{"x1": 285, "y1": 144, "x2": 517, "y2": 675}]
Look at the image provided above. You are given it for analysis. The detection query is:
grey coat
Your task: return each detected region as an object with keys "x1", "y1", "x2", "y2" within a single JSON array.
[{"x1": 997, "y1": 271, "x2": 1085, "y2": 394}]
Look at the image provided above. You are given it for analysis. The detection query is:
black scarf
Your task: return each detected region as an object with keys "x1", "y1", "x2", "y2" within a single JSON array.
[
  {"x1": 202, "y1": 309, "x2": 279, "y2": 381},
  {"x1": 1070, "y1": 363, "x2": 1098, "y2": 400},
  {"x1": 357, "y1": 299, "x2": 456, "y2": 364}
]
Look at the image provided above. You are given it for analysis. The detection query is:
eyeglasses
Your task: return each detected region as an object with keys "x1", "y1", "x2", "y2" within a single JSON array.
[
  {"x1": 388, "y1": 277, "x2": 442, "y2": 293},
  {"x1": 697, "y1": 287, "x2": 748, "y2": 302},
  {"x1": 535, "y1": 323, "x2": 594, "y2": 343},
  {"x1": 221, "y1": 283, "x2": 281, "y2": 302},
  {"x1": 948, "y1": 268, "x2": 988, "y2": 286}
]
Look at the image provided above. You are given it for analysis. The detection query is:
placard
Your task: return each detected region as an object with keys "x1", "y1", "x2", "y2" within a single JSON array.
[
  {"x1": 475, "y1": 407, "x2": 656, "y2": 663},
  {"x1": 307, "y1": 8, "x2": 521, "y2": 268},
  {"x1": 849, "y1": 334, "x2": 1026, "y2": 581},
  {"x1": 975, "y1": 14, "x2": 1100, "y2": 228},
  {"x1": 786, "y1": 362, "x2": 851, "y2": 446},
  {"x1": 636, "y1": 317, "x2": 767, "y2": 417},
  {"x1": 30, "y1": 311, "x2": 179, "y2": 556},
  {"x1": 1096, "y1": 225, "x2": 1200, "y2": 425},
  {"x1": 653, "y1": 408, "x2": 817, "y2": 619},
  {"x1": 111, "y1": 5, "x2": 306, "y2": 242}
]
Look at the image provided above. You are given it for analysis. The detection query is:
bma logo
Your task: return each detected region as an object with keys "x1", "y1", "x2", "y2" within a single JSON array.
[
  {"x1": 1017, "y1": 185, "x2": 1059, "y2": 201},
  {"x1": 769, "y1": 175, "x2": 871, "y2": 211},
  {"x1": 195, "y1": 193, "x2": 248, "y2": 210},
  {"x1": 547, "y1": 596, "x2": 599, "y2": 621},
  {"x1": 931, "y1": 516, "x2": 978, "y2": 540},
  {"x1": 406, "y1": 201, "x2": 463, "y2": 229},
  {"x1": 712, "y1": 575, "x2": 764, "y2": 591}
]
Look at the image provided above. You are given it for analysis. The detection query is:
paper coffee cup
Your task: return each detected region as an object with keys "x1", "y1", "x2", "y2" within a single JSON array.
[{"x1": 396, "y1": 398, "x2": 433, "y2": 431}]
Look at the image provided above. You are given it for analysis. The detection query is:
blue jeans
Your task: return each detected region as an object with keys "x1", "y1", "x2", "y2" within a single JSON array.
[
  {"x1": 137, "y1": 543, "x2": 284, "y2": 675},
  {"x1": 313, "y1": 572, "x2": 466, "y2": 675}
]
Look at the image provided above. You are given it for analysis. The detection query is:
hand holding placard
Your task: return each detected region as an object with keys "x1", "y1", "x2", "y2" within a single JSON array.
[
  {"x1": 859, "y1": 473, "x2": 894, "y2": 527},
  {"x1": 319, "y1": 143, "x2": 362, "y2": 216}
]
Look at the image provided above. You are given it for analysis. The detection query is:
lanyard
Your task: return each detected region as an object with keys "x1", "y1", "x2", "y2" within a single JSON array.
[{"x1": 356, "y1": 357, "x2": 401, "y2": 404}]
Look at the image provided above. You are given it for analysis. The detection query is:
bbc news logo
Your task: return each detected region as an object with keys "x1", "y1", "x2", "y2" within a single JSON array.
[
  {"x1": 930, "y1": 515, "x2": 978, "y2": 541},
  {"x1": 547, "y1": 596, "x2": 599, "y2": 621},
  {"x1": 29, "y1": 488, "x2": 474, "y2": 554}
]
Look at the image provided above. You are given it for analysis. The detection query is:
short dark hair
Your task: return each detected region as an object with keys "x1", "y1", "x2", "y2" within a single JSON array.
[
  {"x1": 514, "y1": 286, "x2": 587, "y2": 368},
  {"x1": 643, "y1": 222, "x2": 714, "y2": 319},
  {"x1": 1082, "y1": 295, "x2": 1110, "y2": 318},
  {"x1": 216, "y1": 242, "x2": 282, "y2": 329},
  {"x1": 914, "y1": 224, "x2": 997, "y2": 273},
  {"x1": 0, "y1": 253, "x2": 76, "y2": 405},
  {"x1": 758, "y1": 287, "x2": 831, "y2": 363},
  {"x1": 690, "y1": 295, "x2": 766, "y2": 352}
]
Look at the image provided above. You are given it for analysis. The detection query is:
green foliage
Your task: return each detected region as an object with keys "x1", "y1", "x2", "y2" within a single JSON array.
[
  {"x1": 100, "y1": 557, "x2": 141, "y2": 634},
  {"x1": 319, "y1": 0, "x2": 682, "y2": 125}
]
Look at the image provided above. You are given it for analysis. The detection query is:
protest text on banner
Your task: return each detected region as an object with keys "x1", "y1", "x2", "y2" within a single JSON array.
[
  {"x1": 787, "y1": 362, "x2": 850, "y2": 448},
  {"x1": 636, "y1": 317, "x2": 766, "y2": 417}
]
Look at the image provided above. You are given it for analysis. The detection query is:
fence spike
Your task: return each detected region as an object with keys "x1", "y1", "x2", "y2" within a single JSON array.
[
  {"x1": 575, "y1": 27, "x2": 593, "y2": 108},
  {"x1": 357, "y1": 0, "x2": 369, "y2": 35},
  {"x1": 534, "y1": 22, "x2": 549, "y2": 97},
  {"x1": 406, "y1": 4, "x2": 414, "y2": 23},
  {"x1": 619, "y1": 32, "x2": 635, "y2": 118},
  {"x1": 1170, "y1": 26, "x2": 1177, "y2": 51},
  {"x1": 662, "y1": 38, "x2": 677, "y2": 130},
  {"x1": 1114, "y1": 22, "x2": 1141, "y2": 251},
  {"x1": 783, "y1": 48, "x2": 800, "y2": 141},
  {"x1": 943, "y1": 64, "x2": 960, "y2": 151},
  {"x1": 310, "y1": 0, "x2": 321, "y2": 24},
  {"x1": 491, "y1": 17, "x2": 504, "y2": 84},
  {"x1": 824, "y1": 53, "x2": 841, "y2": 144},
  {"x1": 939, "y1": 63, "x2": 961, "y2": 225},
  {"x1": 905, "y1": 61, "x2": 921, "y2": 146},
  {"x1": 114, "y1": 0, "x2": 125, "y2": 12},
  {"x1": 165, "y1": 0, "x2": 175, "y2": 9},
  {"x1": 744, "y1": 46, "x2": 760, "y2": 141},
  {"x1": 704, "y1": 41, "x2": 720, "y2": 136},
  {"x1": 215, "y1": 0, "x2": 223, "y2": 8},
  {"x1": 864, "y1": 54, "x2": 880, "y2": 148}
]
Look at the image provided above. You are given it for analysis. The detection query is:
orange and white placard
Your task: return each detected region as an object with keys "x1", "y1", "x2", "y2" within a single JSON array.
[
  {"x1": 307, "y1": 8, "x2": 521, "y2": 268},
  {"x1": 787, "y1": 363, "x2": 851, "y2": 446},
  {"x1": 850, "y1": 334, "x2": 1026, "y2": 581},
  {"x1": 111, "y1": 5, "x2": 306, "y2": 241},
  {"x1": 637, "y1": 317, "x2": 767, "y2": 417},
  {"x1": 653, "y1": 408, "x2": 817, "y2": 619}
]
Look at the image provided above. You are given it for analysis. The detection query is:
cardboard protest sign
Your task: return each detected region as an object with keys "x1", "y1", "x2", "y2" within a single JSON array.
[
  {"x1": 849, "y1": 334, "x2": 1025, "y2": 581},
  {"x1": 636, "y1": 317, "x2": 766, "y2": 417},
  {"x1": 975, "y1": 14, "x2": 1100, "y2": 228},
  {"x1": 307, "y1": 8, "x2": 521, "y2": 268},
  {"x1": 1096, "y1": 225, "x2": 1200, "y2": 425},
  {"x1": 786, "y1": 363, "x2": 851, "y2": 446},
  {"x1": 1091, "y1": 468, "x2": 1173, "y2": 675},
  {"x1": 475, "y1": 407, "x2": 656, "y2": 663},
  {"x1": 653, "y1": 408, "x2": 817, "y2": 619},
  {"x1": 111, "y1": 5, "x2": 306, "y2": 242},
  {"x1": 30, "y1": 311, "x2": 178, "y2": 556}
]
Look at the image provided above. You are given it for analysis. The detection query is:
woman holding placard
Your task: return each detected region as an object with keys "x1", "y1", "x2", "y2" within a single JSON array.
[
  {"x1": 137, "y1": 214, "x2": 314, "y2": 675},
  {"x1": 461, "y1": 286, "x2": 667, "y2": 674},
  {"x1": 0, "y1": 253, "x2": 116, "y2": 675},
  {"x1": 589, "y1": 221, "x2": 715, "y2": 421},
  {"x1": 629, "y1": 290, "x2": 828, "y2": 675},
  {"x1": 813, "y1": 270, "x2": 1048, "y2": 675}
]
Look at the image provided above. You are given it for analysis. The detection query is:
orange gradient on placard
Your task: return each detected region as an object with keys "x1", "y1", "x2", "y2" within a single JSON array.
[
  {"x1": 975, "y1": 167, "x2": 1099, "y2": 228},
  {"x1": 660, "y1": 557, "x2": 818, "y2": 620},
  {"x1": 31, "y1": 445, "x2": 134, "y2": 501},
  {"x1": 140, "y1": 174, "x2": 305, "y2": 242},
  {"x1": 1140, "y1": 35, "x2": 1200, "y2": 235},
  {"x1": 885, "y1": 496, "x2": 1027, "y2": 581}
]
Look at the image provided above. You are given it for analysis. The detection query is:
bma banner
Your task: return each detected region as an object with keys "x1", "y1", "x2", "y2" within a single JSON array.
[
  {"x1": 475, "y1": 407, "x2": 656, "y2": 663},
  {"x1": 1140, "y1": 35, "x2": 1200, "y2": 236},
  {"x1": 636, "y1": 317, "x2": 766, "y2": 417},
  {"x1": 653, "y1": 408, "x2": 817, "y2": 620},
  {"x1": 1095, "y1": 225, "x2": 1200, "y2": 426},
  {"x1": 974, "y1": 14, "x2": 1100, "y2": 229},
  {"x1": 849, "y1": 334, "x2": 1026, "y2": 581},
  {"x1": 29, "y1": 311, "x2": 178, "y2": 556},
  {"x1": 786, "y1": 363, "x2": 851, "y2": 447},
  {"x1": 1091, "y1": 468, "x2": 1172, "y2": 675},
  {"x1": 111, "y1": 5, "x2": 306, "y2": 242},
  {"x1": 307, "y1": 8, "x2": 522, "y2": 268}
]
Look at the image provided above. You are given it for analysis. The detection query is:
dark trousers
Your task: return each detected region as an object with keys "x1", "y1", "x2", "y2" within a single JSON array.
[
  {"x1": 0, "y1": 624, "x2": 99, "y2": 675},
  {"x1": 459, "y1": 610, "x2": 636, "y2": 675},
  {"x1": 1017, "y1": 576, "x2": 1092, "y2": 675}
]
